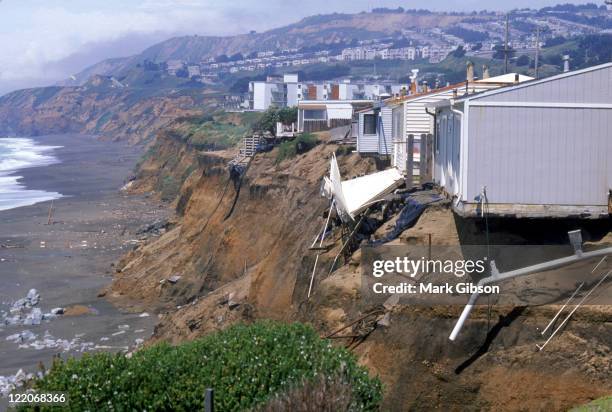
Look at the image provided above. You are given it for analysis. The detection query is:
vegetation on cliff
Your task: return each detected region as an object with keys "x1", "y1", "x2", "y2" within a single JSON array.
[
  {"x1": 276, "y1": 133, "x2": 319, "y2": 163},
  {"x1": 20, "y1": 322, "x2": 382, "y2": 411}
]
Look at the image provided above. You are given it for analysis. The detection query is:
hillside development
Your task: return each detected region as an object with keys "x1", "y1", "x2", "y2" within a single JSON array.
[{"x1": 105, "y1": 121, "x2": 612, "y2": 410}]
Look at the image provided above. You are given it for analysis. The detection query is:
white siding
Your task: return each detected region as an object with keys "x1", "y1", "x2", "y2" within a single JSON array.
[
  {"x1": 434, "y1": 111, "x2": 462, "y2": 196},
  {"x1": 434, "y1": 63, "x2": 612, "y2": 212},
  {"x1": 357, "y1": 112, "x2": 378, "y2": 153},
  {"x1": 378, "y1": 107, "x2": 393, "y2": 155},
  {"x1": 465, "y1": 106, "x2": 612, "y2": 206}
]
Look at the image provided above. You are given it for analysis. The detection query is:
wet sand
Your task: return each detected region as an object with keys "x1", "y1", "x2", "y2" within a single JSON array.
[{"x1": 0, "y1": 135, "x2": 169, "y2": 405}]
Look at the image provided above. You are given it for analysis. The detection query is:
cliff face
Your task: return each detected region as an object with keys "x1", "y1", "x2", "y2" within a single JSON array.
[
  {"x1": 111, "y1": 129, "x2": 612, "y2": 411},
  {"x1": 0, "y1": 76, "x2": 202, "y2": 144},
  {"x1": 110, "y1": 130, "x2": 377, "y2": 316}
]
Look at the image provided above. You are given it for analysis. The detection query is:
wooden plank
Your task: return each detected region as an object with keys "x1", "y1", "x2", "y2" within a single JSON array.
[{"x1": 405, "y1": 134, "x2": 414, "y2": 189}]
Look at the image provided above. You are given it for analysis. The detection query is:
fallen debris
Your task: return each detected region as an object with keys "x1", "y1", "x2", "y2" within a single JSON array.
[
  {"x1": 322, "y1": 153, "x2": 404, "y2": 221},
  {"x1": 1, "y1": 289, "x2": 64, "y2": 327},
  {"x1": 136, "y1": 219, "x2": 169, "y2": 236},
  {"x1": 0, "y1": 369, "x2": 35, "y2": 398}
]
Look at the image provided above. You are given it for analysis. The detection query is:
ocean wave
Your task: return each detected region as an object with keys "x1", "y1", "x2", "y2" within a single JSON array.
[{"x1": 0, "y1": 138, "x2": 63, "y2": 211}]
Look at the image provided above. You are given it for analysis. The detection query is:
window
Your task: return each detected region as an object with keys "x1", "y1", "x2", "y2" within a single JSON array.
[
  {"x1": 304, "y1": 109, "x2": 325, "y2": 120},
  {"x1": 363, "y1": 114, "x2": 377, "y2": 135}
]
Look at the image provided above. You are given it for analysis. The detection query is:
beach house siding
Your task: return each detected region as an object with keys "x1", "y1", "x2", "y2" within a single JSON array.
[
  {"x1": 378, "y1": 107, "x2": 393, "y2": 155},
  {"x1": 434, "y1": 63, "x2": 612, "y2": 217},
  {"x1": 357, "y1": 111, "x2": 378, "y2": 153},
  {"x1": 464, "y1": 105, "x2": 611, "y2": 206},
  {"x1": 434, "y1": 110, "x2": 462, "y2": 196},
  {"x1": 394, "y1": 83, "x2": 503, "y2": 174}
]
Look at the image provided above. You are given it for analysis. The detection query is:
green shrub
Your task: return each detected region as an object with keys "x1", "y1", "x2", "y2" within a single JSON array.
[
  {"x1": 570, "y1": 395, "x2": 612, "y2": 411},
  {"x1": 159, "y1": 175, "x2": 180, "y2": 201},
  {"x1": 276, "y1": 134, "x2": 318, "y2": 164},
  {"x1": 254, "y1": 107, "x2": 298, "y2": 135},
  {"x1": 20, "y1": 321, "x2": 382, "y2": 412}
]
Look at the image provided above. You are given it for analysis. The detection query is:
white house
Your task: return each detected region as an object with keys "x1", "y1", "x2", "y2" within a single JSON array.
[
  {"x1": 297, "y1": 100, "x2": 373, "y2": 133},
  {"x1": 429, "y1": 62, "x2": 612, "y2": 219}
]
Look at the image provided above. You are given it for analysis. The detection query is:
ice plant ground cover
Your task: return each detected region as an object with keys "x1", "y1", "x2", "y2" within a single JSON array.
[{"x1": 17, "y1": 321, "x2": 383, "y2": 411}]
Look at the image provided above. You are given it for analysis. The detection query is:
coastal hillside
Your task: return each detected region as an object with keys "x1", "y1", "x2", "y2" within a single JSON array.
[
  {"x1": 63, "y1": 11, "x2": 470, "y2": 85},
  {"x1": 107, "y1": 121, "x2": 612, "y2": 410},
  {"x1": 0, "y1": 75, "x2": 207, "y2": 143}
]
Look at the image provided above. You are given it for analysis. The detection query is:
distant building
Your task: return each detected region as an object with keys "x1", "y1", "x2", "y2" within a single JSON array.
[
  {"x1": 187, "y1": 65, "x2": 201, "y2": 77},
  {"x1": 297, "y1": 100, "x2": 373, "y2": 133},
  {"x1": 249, "y1": 75, "x2": 408, "y2": 111},
  {"x1": 166, "y1": 60, "x2": 185, "y2": 75},
  {"x1": 249, "y1": 74, "x2": 301, "y2": 111}
]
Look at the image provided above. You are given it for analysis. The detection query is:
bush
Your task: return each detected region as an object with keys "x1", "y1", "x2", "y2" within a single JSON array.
[
  {"x1": 276, "y1": 134, "x2": 318, "y2": 164},
  {"x1": 254, "y1": 107, "x2": 298, "y2": 136},
  {"x1": 19, "y1": 321, "x2": 382, "y2": 411}
]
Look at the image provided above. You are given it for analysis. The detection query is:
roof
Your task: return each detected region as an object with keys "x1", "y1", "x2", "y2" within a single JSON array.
[
  {"x1": 298, "y1": 99, "x2": 374, "y2": 107},
  {"x1": 477, "y1": 73, "x2": 533, "y2": 83},
  {"x1": 454, "y1": 62, "x2": 612, "y2": 103},
  {"x1": 383, "y1": 73, "x2": 531, "y2": 106}
]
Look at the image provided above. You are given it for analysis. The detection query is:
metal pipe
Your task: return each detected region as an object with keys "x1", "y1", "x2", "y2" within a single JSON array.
[{"x1": 449, "y1": 246, "x2": 612, "y2": 341}]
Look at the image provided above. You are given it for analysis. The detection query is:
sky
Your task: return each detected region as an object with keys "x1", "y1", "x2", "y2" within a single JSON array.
[{"x1": 0, "y1": 0, "x2": 600, "y2": 95}]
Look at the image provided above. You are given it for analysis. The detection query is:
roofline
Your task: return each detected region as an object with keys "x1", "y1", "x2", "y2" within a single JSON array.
[
  {"x1": 454, "y1": 62, "x2": 612, "y2": 103},
  {"x1": 383, "y1": 79, "x2": 519, "y2": 105},
  {"x1": 298, "y1": 99, "x2": 374, "y2": 106}
]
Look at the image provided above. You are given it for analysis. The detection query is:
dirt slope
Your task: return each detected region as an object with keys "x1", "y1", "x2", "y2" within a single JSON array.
[{"x1": 109, "y1": 131, "x2": 612, "y2": 411}]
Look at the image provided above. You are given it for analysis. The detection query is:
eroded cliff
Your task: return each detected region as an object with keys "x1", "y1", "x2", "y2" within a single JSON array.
[{"x1": 109, "y1": 128, "x2": 612, "y2": 411}]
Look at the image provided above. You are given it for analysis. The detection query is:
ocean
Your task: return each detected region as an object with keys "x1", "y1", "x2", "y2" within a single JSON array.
[{"x1": 0, "y1": 137, "x2": 63, "y2": 211}]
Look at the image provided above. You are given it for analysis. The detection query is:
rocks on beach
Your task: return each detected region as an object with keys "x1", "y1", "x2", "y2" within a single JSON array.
[
  {"x1": 1, "y1": 289, "x2": 65, "y2": 327},
  {"x1": 0, "y1": 369, "x2": 37, "y2": 398},
  {"x1": 6, "y1": 329, "x2": 96, "y2": 353}
]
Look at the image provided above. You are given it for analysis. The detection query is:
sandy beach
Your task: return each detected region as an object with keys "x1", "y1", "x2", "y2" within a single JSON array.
[{"x1": 0, "y1": 135, "x2": 169, "y2": 405}]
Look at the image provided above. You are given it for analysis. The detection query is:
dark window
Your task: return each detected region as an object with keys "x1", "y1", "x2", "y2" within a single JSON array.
[
  {"x1": 304, "y1": 109, "x2": 326, "y2": 120},
  {"x1": 363, "y1": 114, "x2": 377, "y2": 135}
]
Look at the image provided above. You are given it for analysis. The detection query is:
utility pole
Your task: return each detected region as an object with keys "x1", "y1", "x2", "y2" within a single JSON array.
[
  {"x1": 504, "y1": 14, "x2": 510, "y2": 74},
  {"x1": 534, "y1": 27, "x2": 540, "y2": 79}
]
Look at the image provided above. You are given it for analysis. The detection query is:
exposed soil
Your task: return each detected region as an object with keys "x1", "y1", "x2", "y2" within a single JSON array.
[{"x1": 109, "y1": 131, "x2": 612, "y2": 411}]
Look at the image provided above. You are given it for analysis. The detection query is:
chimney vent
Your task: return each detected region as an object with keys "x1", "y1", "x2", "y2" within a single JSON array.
[
  {"x1": 482, "y1": 65, "x2": 490, "y2": 79},
  {"x1": 514, "y1": 73, "x2": 519, "y2": 84},
  {"x1": 563, "y1": 55, "x2": 570, "y2": 72},
  {"x1": 466, "y1": 61, "x2": 474, "y2": 82}
]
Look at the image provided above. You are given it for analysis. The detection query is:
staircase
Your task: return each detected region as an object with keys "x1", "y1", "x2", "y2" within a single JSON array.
[
  {"x1": 229, "y1": 134, "x2": 263, "y2": 168},
  {"x1": 239, "y1": 134, "x2": 263, "y2": 157}
]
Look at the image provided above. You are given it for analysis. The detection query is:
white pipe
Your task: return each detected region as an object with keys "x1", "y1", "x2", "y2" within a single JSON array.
[
  {"x1": 449, "y1": 247, "x2": 612, "y2": 341},
  {"x1": 308, "y1": 200, "x2": 335, "y2": 298}
]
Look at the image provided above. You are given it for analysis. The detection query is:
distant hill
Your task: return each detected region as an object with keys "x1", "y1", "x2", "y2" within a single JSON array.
[{"x1": 61, "y1": 11, "x2": 472, "y2": 85}]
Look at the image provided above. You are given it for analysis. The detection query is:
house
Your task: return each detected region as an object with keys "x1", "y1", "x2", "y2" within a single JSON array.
[
  {"x1": 384, "y1": 70, "x2": 533, "y2": 174},
  {"x1": 428, "y1": 62, "x2": 612, "y2": 219},
  {"x1": 187, "y1": 65, "x2": 201, "y2": 78},
  {"x1": 297, "y1": 100, "x2": 373, "y2": 133}
]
